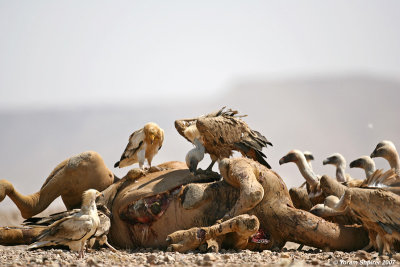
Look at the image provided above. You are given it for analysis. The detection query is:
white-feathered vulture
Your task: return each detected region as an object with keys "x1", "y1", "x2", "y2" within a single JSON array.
[
  {"x1": 27, "y1": 189, "x2": 101, "y2": 258},
  {"x1": 114, "y1": 122, "x2": 164, "y2": 169},
  {"x1": 175, "y1": 107, "x2": 272, "y2": 173},
  {"x1": 24, "y1": 205, "x2": 116, "y2": 252}
]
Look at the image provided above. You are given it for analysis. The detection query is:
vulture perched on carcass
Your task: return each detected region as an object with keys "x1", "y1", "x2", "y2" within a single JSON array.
[{"x1": 175, "y1": 107, "x2": 272, "y2": 173}]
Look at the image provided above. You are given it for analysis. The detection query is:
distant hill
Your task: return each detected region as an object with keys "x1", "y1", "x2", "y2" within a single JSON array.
[{"x1": 0, "y1": 75, "x2": 399, "y2": 213}]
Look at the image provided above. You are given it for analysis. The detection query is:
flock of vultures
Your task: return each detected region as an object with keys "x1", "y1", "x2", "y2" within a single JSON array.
[{"x1": 0, "y1": 107, "x2": 400, "y2": 258}]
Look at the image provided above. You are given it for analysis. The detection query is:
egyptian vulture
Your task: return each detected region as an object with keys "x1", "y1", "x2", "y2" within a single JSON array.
[
  {"x1": 24, "y1": 205, "x2": 116, "y2": 252},
  {"x1": 175, "y1": 107, "x2": 272, "y2": 173},
  {"x1": 323, "y1": 153, "x2": 352, "y2": 182},
  {"x1": 370, "y1": 140, "x2": 400, "y2": 176},
  {"x1": 114, "y1": 122, "x2": 164, "y2": 169},
  {"x1": 28, "y1": 189, "x2": 101, "y2": 258}
]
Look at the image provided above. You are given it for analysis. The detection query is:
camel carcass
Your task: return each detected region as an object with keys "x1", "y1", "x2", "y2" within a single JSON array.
[{"x1": 0, "y1": 152, "x2": 368, "y2": 252}]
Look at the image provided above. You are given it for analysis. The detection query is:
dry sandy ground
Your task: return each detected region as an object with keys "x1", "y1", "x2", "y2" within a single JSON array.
[{"x1": 1, "y1": 211, "x2": 400, "y2": 266}]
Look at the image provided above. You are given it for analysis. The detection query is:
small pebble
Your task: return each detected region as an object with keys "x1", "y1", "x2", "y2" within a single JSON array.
[{"x1": 203, "y1": 253, "x2": 217, "y2": 261}]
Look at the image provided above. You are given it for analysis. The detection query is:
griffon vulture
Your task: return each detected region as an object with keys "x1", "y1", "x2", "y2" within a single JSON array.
[
  {"x1": 279, "y1": 150, "x2": 321, "y2": 201},
  {"x1": 349, "y1": 156, "x2": 376, "y2": 180},
  {"x1": 175, "y1": 107, "x2": 272, "y2": 173},
  {"x1": 185, "y1": 138, "x2": 205, "y2": 173},
  {"x1": 371, "y1": 140, "x2": 400, "y2": 176},
  {"x1": 311, "y1": 185, "x2": 400, "y2": 254},
  {"x1": 114, "y1": 122, "x2": 164, "y2": 169},
  {"x1": 28, "y1": 189, "x2": 101, "y2": 258},
  {"x1": 322, "y1": 153, "x2": 353, "y2": 182}
]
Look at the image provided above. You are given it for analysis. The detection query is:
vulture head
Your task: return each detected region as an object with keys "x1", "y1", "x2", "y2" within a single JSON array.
[
  {"x1": 143, "y1": 122, "x2": 164, "y2": 145},
  {"x1": 303, "y1": 151, "x2": 314, "y2": 162},
  {"x1": 185, "y1": 138, "x2": 205, "y2": 173},
  {"x1": 350, "y1": 156, "x2": 375, "y2": 171},
  {"x1": 323, "y1": 153, "x2": 346, "y2": 167},
  {"x1": 370, "y1": 140, "x2": 397, "y2": 160},
  {"x1": 279, "y1": 150, "x2": 304, "y2": 165},
  {"x1": 279, "y1": 149, "x2": 320, "y2": 190},
  {"x1": 81, "y1": 189, "x2": 102, "y2": 212}
]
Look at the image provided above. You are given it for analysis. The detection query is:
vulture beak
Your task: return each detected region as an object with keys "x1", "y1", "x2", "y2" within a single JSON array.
[
  {"x1": 279, "y1": 156, "x2": 288, "y2": 165},
  {"x1": 96, "y1": 191, "x2": 103, "y2": 200},
  {"x1": 188, "y1": 158, "x2": 198, "y2": 173},
  {"x1": 322, "y1": 158, "x2": 332, "y2": 165},
  {"x1": 370, "y1": 149, "x2": 378, "y2": 158},
  {"x1": 349, "y1": 159, "x2": 360, "y2": 168},
  {"x1": 150, "y1": 134, "x2": 155, "y2": 144},
  {"x1": 279, "y1": 153, "x2": 296, "y2": 165},
  {"x1": 307, "y1": 155, "x2": 314, "y2": 161}
]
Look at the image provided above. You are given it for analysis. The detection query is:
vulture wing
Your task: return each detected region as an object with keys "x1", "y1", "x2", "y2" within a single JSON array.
[
  {"x1": 196, "y1": 112, "x2": 272, "y2": 168},
  {"x1": 158, "y1": 128, "x2": 165, "y2": 150},
  {"x1": 23, "y1": 209, "x2": 80, "y2": 226},
  {"x1": 350, "y1": 188, "x2": 400, "y2": 235},
  {"x1": 360, "y1": 169, "x2": 400, "y2": 195},
  {"x1": 114, "y1": 128, "x2": 145, "y2": 168},
  {"x1": 35, "y1": 213, "x2": 94, "y2": 244}
]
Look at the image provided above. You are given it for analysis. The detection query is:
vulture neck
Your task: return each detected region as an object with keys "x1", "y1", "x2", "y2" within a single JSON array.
[
  {"x1": 336, "y1": 162, "x2": 347, "y2": 183},
  {"x1": 295, "y1": 157, "x2": 319, "y2": 187},
  {"x1": 331, "y1": 191, "x2": 351, "y2": 213},
  {"x1": 81, "y1": 197, "x2": 97, "y2": 214},
  {"x1": 386, "y1": 148, "x2": 400, "y2": 176},
  {"x1": 306, "y1": 160, "x2": 313, "y2": 170},
  {"x1": 193, "y1": 138, "x2": 205, "y2": 160},
  {"x1": 364, "y1": 162, "x2": 376, "y2": 179}
]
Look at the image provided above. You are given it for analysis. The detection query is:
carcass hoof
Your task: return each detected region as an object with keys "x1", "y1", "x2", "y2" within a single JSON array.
[
  {"x1": 148, "y1": 166, "x2": 164, "y2": 173},
  {"x1": 166, "y1": 214, "x2": 259, "y2": 253},
  {"x1": 199, "y1": 239, "x2": 220, "y2": 253}
]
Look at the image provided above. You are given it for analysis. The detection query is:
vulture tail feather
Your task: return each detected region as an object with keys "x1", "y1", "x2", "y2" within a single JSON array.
[{"x1": 234, "y1": 142, "x2": 271, "y2": 169}]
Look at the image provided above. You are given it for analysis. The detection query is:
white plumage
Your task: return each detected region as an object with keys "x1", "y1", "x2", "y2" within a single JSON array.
[
  {"x1": 28, "y1": 189, "x2": 101, "y2": 258},
  {"x1": 114, "y1": 122, "x2": 164, "y2": 169}
]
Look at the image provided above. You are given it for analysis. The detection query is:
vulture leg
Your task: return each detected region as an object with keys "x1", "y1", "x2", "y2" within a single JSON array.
[
  {"x1": 166, "y1": 214, "x2": 259, "y2": 253},
  {"x1": 205, "y1": 160, "x2": 216, "y2": 172}
]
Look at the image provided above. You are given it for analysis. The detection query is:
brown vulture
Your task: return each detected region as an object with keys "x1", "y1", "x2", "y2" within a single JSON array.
[{"x1": 175, "y1": 107, "x2": 272, "y2": 173}]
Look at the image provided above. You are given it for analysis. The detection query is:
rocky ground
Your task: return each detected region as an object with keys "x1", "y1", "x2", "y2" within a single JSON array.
[
  {"x1": 1, "y1": 212, "x2": 399, "y2": 266},
  {"x1": 1, "y1": 243, "x2": 400, "y2": 267}
]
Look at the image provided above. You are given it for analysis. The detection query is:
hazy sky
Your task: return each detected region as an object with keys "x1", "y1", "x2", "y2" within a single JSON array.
[{"x1": 1, "y1": 1, "x2": 400, "y2": 109}]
